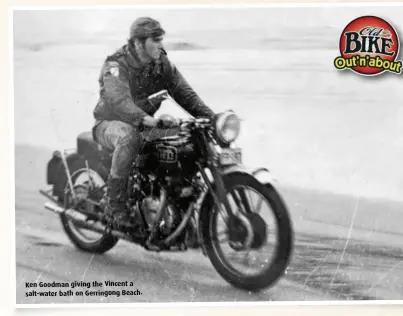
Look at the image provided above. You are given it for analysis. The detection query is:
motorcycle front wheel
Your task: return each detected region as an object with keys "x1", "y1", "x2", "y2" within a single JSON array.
[{"x1": 200, "y1": 172, "x2": 293, "y2": 292}]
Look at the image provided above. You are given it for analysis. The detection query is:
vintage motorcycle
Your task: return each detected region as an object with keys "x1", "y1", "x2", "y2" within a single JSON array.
[{"x1": 39, "y1": 90, "x2": 294, "y2": 292}]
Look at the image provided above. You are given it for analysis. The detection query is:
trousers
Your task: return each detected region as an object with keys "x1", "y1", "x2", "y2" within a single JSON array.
[{"x1": 94, "y1": 120, "x2": 179, "y2": 178}]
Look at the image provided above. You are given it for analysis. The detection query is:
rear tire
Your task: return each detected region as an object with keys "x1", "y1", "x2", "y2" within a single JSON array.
[
  {"x1": 201, "y1": 172, "x2": 293, "y2": 292},
  {"x1": 59, "y1": 158, "x2": 119, "y2": 254}
]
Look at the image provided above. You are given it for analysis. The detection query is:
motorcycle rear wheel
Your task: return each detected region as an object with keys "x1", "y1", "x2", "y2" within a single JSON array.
[
  {"x1": 201, "y1": 172, "x2": 293, "y2": 292},
  {"x1": 59, "y1": 158, "x2": 119, "y2": 254}
]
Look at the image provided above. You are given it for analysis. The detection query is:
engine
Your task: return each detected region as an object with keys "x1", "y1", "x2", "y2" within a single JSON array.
[
  {"x1": 140, "y1": 195, "x2": 160, "y2": 226},
  {"x1": 133, "y1": 133, "x2": 200, "y2": 238},
  {"x1": 140, "y1": 195, "x2": 181, "y2": 236}
]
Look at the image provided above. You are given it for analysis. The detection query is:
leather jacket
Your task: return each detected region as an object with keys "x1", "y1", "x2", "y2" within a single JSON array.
[{"x1": 93, "y1": 43, "x2": 215, "y2": 130}]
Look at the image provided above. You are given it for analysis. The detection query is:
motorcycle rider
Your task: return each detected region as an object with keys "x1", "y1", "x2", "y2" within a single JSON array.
[{"x1": 92, "y1": 17, "x2": 216, "y2": 226}]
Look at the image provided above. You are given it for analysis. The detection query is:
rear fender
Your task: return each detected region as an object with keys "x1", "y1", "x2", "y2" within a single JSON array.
[{"x1": 46, "y1": 149, "x2": 82, "y2": 198}]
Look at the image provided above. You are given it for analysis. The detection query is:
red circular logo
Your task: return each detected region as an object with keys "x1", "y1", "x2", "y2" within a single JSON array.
[{"x1": 335, "y1": 15, "x2": 402, "y2": 76}]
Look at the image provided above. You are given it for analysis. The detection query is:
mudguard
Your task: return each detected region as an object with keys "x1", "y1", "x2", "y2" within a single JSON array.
[
  {"x1": 204, "y1": 164, "x2": 277, "y2": 187},
  {"x1": 46, "y1": 149, "x2": 82, "y2": 197},
  {"x1": 225, "y1": 165, "x2": 276, "y2": 186}
]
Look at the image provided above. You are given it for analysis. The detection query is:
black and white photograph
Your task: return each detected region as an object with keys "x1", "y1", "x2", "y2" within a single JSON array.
[{"x1": 13, "y1": 4, "x2": 403, "y2": 305}]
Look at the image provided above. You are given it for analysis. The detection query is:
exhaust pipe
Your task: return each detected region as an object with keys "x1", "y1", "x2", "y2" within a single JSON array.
[
  {"x1": 44, "y1": 201, "x2": 65, "y2": 214},
  {"x1": 43, "y1": 201, "x2": 132, "y2": 241}
]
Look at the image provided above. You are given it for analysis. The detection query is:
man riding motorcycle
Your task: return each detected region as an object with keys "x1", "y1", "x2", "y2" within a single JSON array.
[{"x1": 92, "y1": 17, "x2": 216, "y2": 227}]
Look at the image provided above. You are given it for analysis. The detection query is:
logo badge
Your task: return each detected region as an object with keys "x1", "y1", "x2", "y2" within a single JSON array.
[
  {"x1": 156, "y1": 145, "x2": 177, "y2": 163},
  {"x1": 334, "y1": 15, "x2": 402, "y2": 76}
]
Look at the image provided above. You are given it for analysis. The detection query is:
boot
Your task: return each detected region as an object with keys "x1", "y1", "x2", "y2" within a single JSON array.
[{"x1": 105, "y1": 176, "x2": 131, "y2": 227}]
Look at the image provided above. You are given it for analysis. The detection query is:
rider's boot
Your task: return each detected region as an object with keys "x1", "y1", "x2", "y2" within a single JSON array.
[{"x1": 105, "y1": 176, "x2": 132, "y2": 228}]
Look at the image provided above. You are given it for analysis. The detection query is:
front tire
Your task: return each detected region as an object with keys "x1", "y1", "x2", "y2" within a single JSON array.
[
  {"x1": 59, "y1": 158, "x2": 119, "y2": 254},
  {"x1": 201, "y1": 172, "x2": 293, "y2": 292}
]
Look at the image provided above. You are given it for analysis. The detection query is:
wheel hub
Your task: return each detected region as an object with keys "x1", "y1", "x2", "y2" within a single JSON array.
[
  {"x1": 67, "y1": 185, "x2": 88, "y2": 208},
  {"x1": 228, "y1": 212, "x2": 267, "y2": 250}
]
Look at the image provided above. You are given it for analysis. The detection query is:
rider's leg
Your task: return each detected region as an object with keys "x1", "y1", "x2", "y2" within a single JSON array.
[{"x1": 94, "y1": 120, "x2": 142, "y2": 221}]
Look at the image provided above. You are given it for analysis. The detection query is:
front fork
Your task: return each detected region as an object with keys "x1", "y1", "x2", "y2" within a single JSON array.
[{"x1": 196, "y1": 161, "x2": 254, "y2": 250}]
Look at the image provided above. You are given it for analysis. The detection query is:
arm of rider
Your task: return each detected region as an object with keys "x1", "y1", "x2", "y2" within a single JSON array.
[
  {"x1": 141, "y1": 91, "x2": 169, "y2": 128},
  {"x1": 101, "y1": 60, "x2": 156, "y2": 127},
  {"x1": 142, "y1": 91, "x2": 180, "y2": 129},
  {"x1": 165, "y1": 61, "x2": 216, "y2": 120}
]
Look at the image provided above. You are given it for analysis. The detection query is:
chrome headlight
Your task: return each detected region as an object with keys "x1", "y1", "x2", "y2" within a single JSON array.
[{"x1": 215, "y1": 111, "x2": 241, "y2": 144}]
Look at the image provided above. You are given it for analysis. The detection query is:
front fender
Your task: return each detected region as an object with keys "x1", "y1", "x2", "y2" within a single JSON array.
[
  {"x1": 206, "y1": 164, "x2": 277, "y2": 186},
  {"x1": 250, "y1": 167, "x2": 277, "y2": 186}
]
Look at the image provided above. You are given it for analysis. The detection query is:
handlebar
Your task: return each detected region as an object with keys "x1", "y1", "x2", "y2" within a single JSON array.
[
  {"x1": 151, "y1": 90, "x2": 213, "y2": 130},
  {"x1": 157, "y1": 117, "x2": 211, "y2": 130},
  {"x1": 178, "y1": 117, "x2": 212, "y2": 130}
]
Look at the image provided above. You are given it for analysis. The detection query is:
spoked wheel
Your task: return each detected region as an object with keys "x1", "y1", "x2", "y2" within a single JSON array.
[
  {"x1": 59, "y1": 159, "x2": 119, "y2": 254},
  {"x1": 201, "y1": 173, "x2": 293, "y2": 292}
]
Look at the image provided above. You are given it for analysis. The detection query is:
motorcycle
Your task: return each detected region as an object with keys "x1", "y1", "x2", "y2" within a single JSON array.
[{"x1": 39, "y1": 90, "x2": 294, "y2": 292}]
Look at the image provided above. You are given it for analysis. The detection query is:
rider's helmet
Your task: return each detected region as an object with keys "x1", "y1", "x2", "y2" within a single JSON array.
[{"x1": 129, "y1": 17, "x2": 165, "y2": 43}]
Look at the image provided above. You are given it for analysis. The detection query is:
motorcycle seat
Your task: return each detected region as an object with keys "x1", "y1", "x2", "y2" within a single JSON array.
[{"x1": 77, "y1": 131, "x2": 113, "y2": 160}]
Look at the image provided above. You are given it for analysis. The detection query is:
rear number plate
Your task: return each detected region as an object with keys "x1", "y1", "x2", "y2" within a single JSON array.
[{"x1": 219, "y1": 148, "x2": 242, "y2": 165}]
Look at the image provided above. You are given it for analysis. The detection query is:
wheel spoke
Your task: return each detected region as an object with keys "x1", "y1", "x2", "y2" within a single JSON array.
[
  {"x1": 255, "y1": 196, "x2": 264, "y2": 214},
  {"x1": 246, "y1": 189, "x2": 256, "y2": 212},
  {"x1": 230, "y1": 190, "x2": 248, "y2": 215},
  {"x1": 236, "y1": 188, "x2": 253, "y2": 214},
  {"x1": 230, "y1": 191, "x2": 241, "y2": 211},
  {"x1": 217, "y1": 205, "x2": 230, "y2": 226},
  {"x1": 216, "y1": 230, "x2": 229, "y2": 243}
]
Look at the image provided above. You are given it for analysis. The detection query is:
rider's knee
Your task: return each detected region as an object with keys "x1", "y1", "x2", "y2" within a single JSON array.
[{"x1": 117, "y1": 125, "x2": 141, "y2": 149}]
